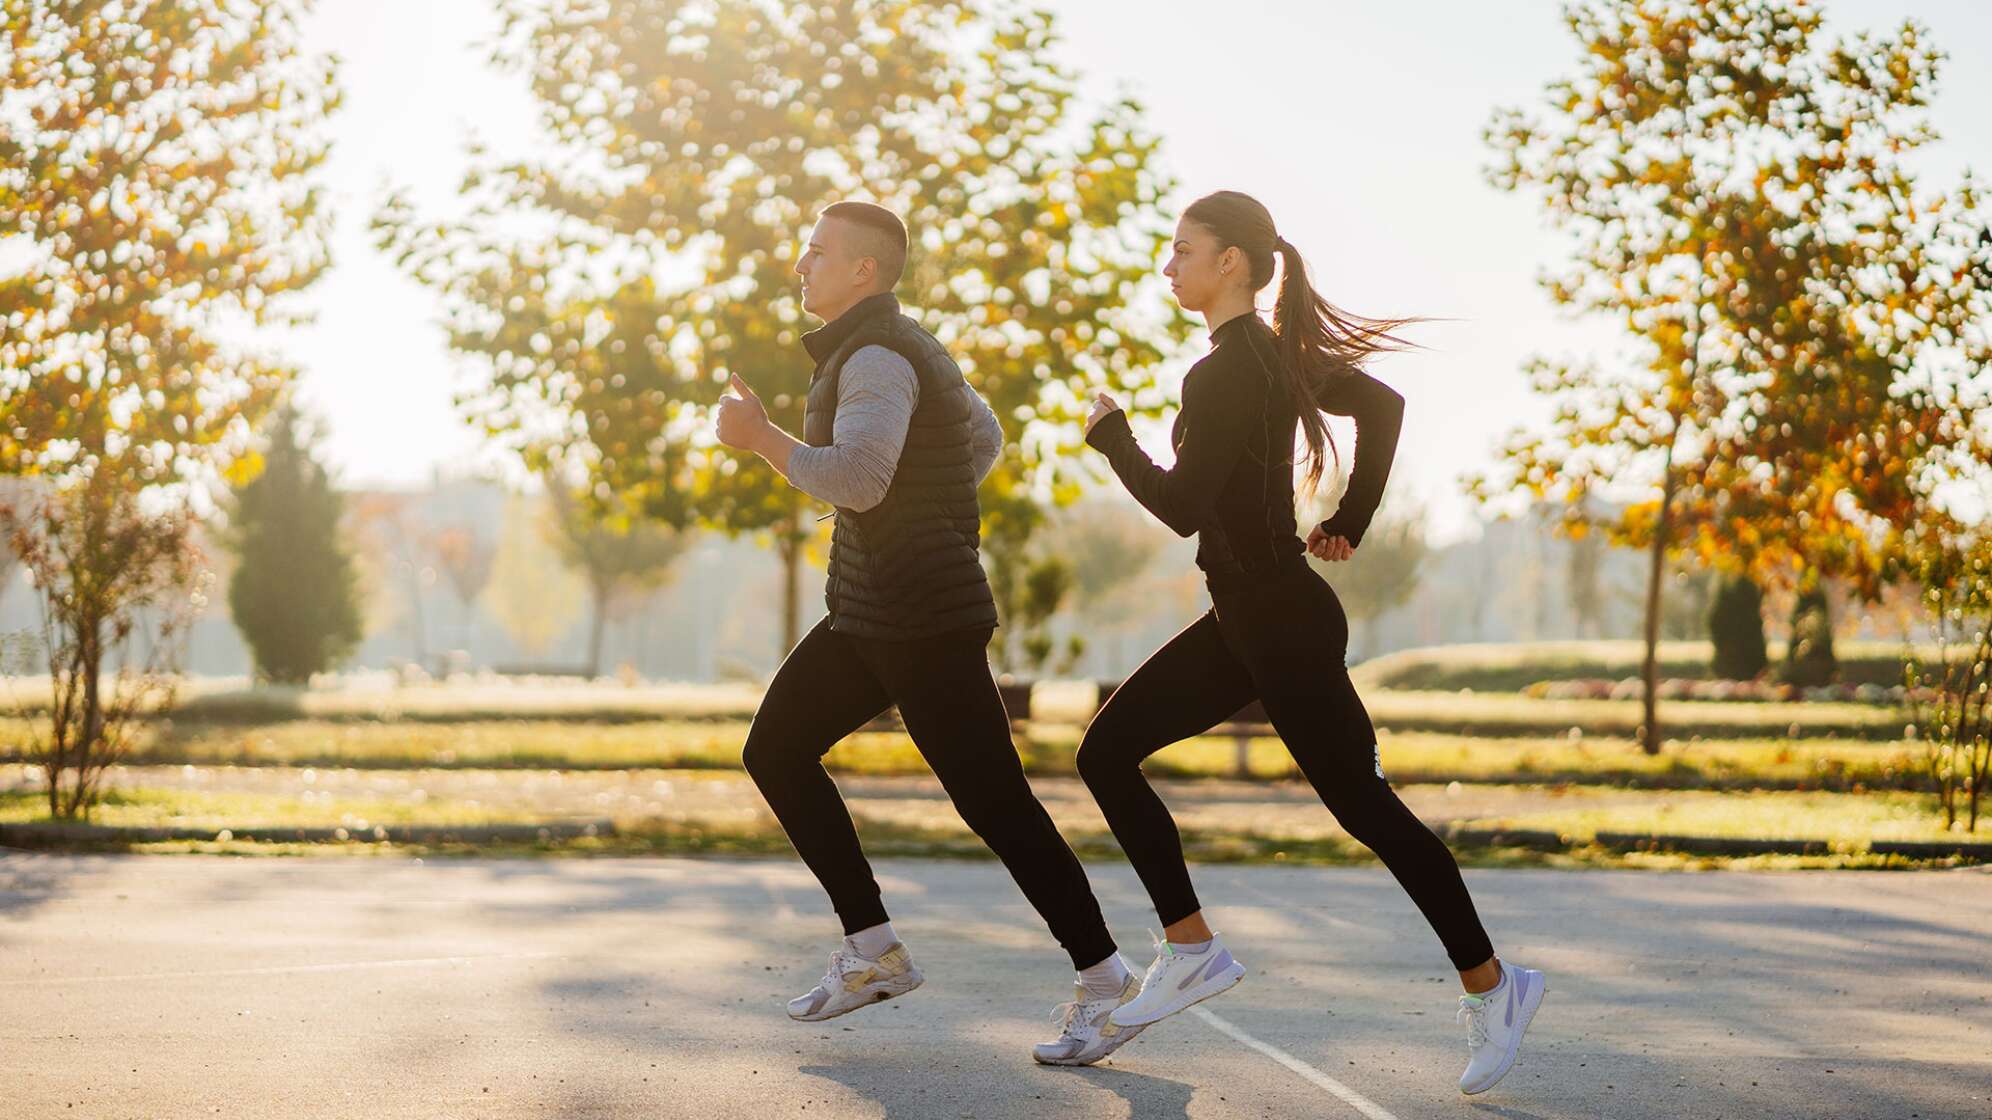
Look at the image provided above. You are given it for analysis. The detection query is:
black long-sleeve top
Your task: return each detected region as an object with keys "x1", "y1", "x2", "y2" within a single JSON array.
[{"x1": 1085, "y1": 312, "x2": 1405, "y2": 585}]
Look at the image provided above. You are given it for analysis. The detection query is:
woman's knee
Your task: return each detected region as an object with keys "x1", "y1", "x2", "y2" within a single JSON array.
[
  {"x1": 740, "y1": 726, "x2": 781, "y2": 784},
  {"x1": 1075, "y1": 725, "x2": 1137, "y2": 789}
]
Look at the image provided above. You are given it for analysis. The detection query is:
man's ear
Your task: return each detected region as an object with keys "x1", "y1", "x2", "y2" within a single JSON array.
[{"x1": 854, "y1": 255, "x2": 878, "y2": 290}]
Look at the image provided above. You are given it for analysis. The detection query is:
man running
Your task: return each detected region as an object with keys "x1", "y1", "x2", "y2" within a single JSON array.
[{"x1": 714, "y1": 200, "x2": 1140, "y2": 1067}]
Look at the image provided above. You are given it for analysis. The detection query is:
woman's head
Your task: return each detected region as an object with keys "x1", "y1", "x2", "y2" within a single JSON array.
[
  {"x1": 1166, "y1": 191, "x2": 1280, "y2": 312},
  {"x1": 1169, "y1": 190, "x2": 1420, "y2": 493}
]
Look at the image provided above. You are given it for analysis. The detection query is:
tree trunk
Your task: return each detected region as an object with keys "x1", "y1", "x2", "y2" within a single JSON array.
[
  {"x1": 1641, "y1": 241, "x2": 1706, "y2": 757},
  {"x1": 1641, "y1": 441, "x2": 1679, "y2": 757},
  {"x1": 585, "y1": 583, "x2": 608, "y2": 680}
]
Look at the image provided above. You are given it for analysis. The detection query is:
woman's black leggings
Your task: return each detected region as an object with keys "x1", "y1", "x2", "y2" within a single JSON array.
[
  {"x1": 1077, "y1": 560, "x2": 1495, "y2": 971},
  {"x1": 742, "y1": 616, "x2": 1118, "y2": 970}
]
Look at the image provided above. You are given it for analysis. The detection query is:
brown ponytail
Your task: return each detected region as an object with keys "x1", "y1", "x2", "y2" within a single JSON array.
[{"x1": 1182, "y1": 190, "x2": 1420, "y2": 494}]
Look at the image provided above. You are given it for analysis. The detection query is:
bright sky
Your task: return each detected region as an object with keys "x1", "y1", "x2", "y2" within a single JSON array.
[{"x1": 287, "y1": 0, "x2": 1992, "y2": 542}]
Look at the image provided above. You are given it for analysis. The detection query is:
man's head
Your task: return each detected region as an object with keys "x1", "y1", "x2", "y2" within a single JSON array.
[{"x1": 795, "y1": 201, "x2": 908, "y2": 322}]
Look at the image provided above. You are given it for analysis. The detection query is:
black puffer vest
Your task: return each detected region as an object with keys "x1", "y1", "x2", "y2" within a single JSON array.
[{"x1": 801, "y1": 293, "x2": 998, "y2": 641}]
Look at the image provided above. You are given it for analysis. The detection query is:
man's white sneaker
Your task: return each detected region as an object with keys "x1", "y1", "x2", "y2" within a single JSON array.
[
  {"x1": 786, "y1": 942, "x2": 924, "y2": 1022},
  {"x1": 1106, "y1": 932, "x2": 1246, "y2": 1028},
  {"x1": 1033, "y1": 964, "x2": 1147, "y2": 1066},
  {"x1": 1457, "y1": 961, "x2": 1546, "y2": 1095}
]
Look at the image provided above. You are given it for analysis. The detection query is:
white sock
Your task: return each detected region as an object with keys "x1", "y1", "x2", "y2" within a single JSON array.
[
  {"x1": 845, "y1": 921, "x2": 899, "y2": 960},
  {"x1": 1078, "y1": 954, "x2": 1132, "y2": 998},
  {"x1": 1170, "y1": 935, "x2": 1214, "y2": 955}
]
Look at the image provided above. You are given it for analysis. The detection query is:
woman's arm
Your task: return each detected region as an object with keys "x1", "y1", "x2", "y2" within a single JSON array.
[
  {"x1": 1312, "y1": 369, "x2": 1404, "y2": 547},
  {"x1": 1085, "y1": 364, "x2": 1257, "y2": 537}
]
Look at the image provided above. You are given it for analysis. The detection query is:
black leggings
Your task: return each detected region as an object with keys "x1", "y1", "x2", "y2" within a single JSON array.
[
  {"x1": 1077, "y1": 560, "x2": 1495, "y2": 971},
  {"x1": 742, "y1": 617, "x2": 1117, "y2": 970}
]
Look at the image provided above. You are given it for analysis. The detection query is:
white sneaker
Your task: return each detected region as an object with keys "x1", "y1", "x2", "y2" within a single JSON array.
[
  {"x1": 1033, "y1": 962, "x2": 1147, "y2": 1066},
  {"x1": 1457, "y1": 961, "x2": 1546, "y2": 1094},
  {"x1": 1107, "y1": 932, "x2": 1246, "y2": 1028},
  {"x1": 787, "y1": 942, "x2": 924, "y2": 1022}
]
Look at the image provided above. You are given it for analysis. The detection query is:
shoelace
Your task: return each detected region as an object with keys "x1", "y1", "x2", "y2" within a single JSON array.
[
  {"x1": 1143, "y1": 928, "x2": 1174, "y2": 982},
  {"x1": 1048, "y1": 984, "x2": 1096, "y2": 1035},
  {"x1": 1456, "y1": 997, "x2": 1488, "y2": 1051},
  {"x1": 815, "y1": 947, "x2": 860, "y2": 993}
]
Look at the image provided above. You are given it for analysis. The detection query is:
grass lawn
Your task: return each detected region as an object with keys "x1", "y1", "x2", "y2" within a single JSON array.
[
  {"x1": 3, "y1": 779, "x2": 1980, "y2": 870},
  {"x1": 1452, "y1": 788, "x2": 1965, "y2": 846},
  {"x1": 0, "y1": 717, "x2": 1925, "y2": 792},
  {"x1": 1352, "y1": 639, "x2": 1944, "y2": 693},
  {"x1": 0, "y1": 786, "x2": 541, "y2": 831}
]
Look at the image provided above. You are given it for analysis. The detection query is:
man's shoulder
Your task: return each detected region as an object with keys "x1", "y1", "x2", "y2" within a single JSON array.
[{"x1": 838, "y1": 345, "x2": 919, "y2": 405}]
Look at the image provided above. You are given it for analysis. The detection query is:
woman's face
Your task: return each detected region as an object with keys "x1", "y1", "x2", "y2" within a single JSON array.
[{"x1": 1162, "y1": 217, "x2": 1242, "y2": 314}]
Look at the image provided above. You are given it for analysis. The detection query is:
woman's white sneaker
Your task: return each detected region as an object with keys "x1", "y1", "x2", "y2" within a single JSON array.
[
  {"x1": 1457, "y1": 961, "x2": 1546, "y2": 1094},
  {"x1": 1107, "y1": 932, "x2": 1246, "y2": 1028},
  {"x1": 1033, "y1": 966, "x2": 1147, "y2": 1066},
  {"x1": 787, "y1": 942, "x2": 924, "y2": 1022}
]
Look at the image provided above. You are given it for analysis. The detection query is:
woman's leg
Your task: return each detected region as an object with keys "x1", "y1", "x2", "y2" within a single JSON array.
[{"x1": 1076, "y1": 611, "x2": 1257, "y2": 930}]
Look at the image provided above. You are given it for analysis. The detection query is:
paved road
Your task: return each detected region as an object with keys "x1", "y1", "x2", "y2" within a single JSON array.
[{"x1": 2, "y1": 854, "x2": 1988, "y2": 1119}]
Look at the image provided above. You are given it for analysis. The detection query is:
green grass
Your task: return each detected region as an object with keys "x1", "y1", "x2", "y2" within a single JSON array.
[
  {"x1": 0, "y1": 786, "x2": 536, "y2": 831},
  {"x1": 1352, "y1": 639, "x2": 1943, "y2": 693},
  {"x1": 13, "y1": 801, "x2": 1975, "y2": 871},
  {"x1": 0, "y1": 717, "x2": 1928, "y2": 792},
  {"x1": 1454, "y1": 788, "x2": 1964, "y2": 846}
]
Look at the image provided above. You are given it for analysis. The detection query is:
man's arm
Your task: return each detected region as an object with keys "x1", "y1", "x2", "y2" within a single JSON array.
[{"x1": 718, "y1": 347, "x2": 917, "y2": 512}]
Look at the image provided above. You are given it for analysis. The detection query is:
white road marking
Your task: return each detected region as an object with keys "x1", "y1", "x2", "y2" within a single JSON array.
[
  {"x1": 0, "y1": 952, "x2": 560, "y2": 986},
  {"x1": 1191, "y1": 1004, "x2": 1404, "y2": 1120}
]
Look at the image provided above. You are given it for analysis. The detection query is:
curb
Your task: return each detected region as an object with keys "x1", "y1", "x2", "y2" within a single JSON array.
[{"x1": 0, "y1": 818, "x2": 616, "y2": 846}]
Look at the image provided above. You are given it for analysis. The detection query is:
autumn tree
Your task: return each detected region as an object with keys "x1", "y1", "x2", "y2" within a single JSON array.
[
  {"x1": 429, "y1": 523, "x2": 496, "y2": 655},
  {"x1": 374, "y1": 0, "x2": 1185, "y2": 656},
  {"x1": 3, "y1": 478, "x2": 201, "y2": 820},
  {"x1": 482, "y1": 491, "x2": 585, "y2": 663},
  {"x1": 546, "y1": 483, "x2": 689, "y2": 679},
  {"x1": 1308, "y1": 497, "x2": 1427, "y2": 661},
  {"x1": 1707, "y1": 572, "x2": 1768, "y2": 680},
  {"x1": 225, "y1": 403, "x2": 363, "y2": 684},
  {"x1": 1478, "y1": 0, "x2": 1988, "y2": 751},
  {"x1": 0, "y1": 0, "x2": 336, "y2": 813}
]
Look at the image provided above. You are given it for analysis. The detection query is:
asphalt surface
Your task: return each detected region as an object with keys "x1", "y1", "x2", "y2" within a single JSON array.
[{"x1": 2, "y1": 853, "x2": 1989, "y2": 1119}]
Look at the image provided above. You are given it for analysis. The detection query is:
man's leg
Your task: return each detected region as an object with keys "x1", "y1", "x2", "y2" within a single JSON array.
[
  {"x1": 741, "y1": 617, "x2": 895, "y2": 934},
  {"x1": 865, "y1": 628, "x2": 1118, "y2": 971}
]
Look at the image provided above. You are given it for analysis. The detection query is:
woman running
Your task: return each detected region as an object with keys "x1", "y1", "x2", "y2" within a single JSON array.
[{"x1": 1078, "y1": 190, "x2": 1545, "y2": 1095}]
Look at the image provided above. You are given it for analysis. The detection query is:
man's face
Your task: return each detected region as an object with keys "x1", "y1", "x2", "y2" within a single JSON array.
[{"x1": 794, "y1": 217, "x2": 875, "y2": 322}]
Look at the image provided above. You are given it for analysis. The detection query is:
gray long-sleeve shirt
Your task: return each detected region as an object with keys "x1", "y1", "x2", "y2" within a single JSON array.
[{"x1": 787, "y1": 345, "x2": 1004, "y2": 512}]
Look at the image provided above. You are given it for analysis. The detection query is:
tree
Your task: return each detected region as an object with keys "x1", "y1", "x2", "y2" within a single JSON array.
[
  {"x1": 224, "y1": 404, "x2": 363, "y2": 684},
  {"x1": 1310, "y1": 501, "x2": 1427, "y2": 661},
  {"x1": 1477, "y1": 0, "x2": 1987, "y2": 752},
  {"x1": 0, "y1": 0, "x2": 336, "y2": 813},
  {"x1": 1707, "y1": 572, "x2": 1768, "y2": 680},
  {"x1": 374, "y1": 0, "x2": 1186, "y2": 657},
  {"x1": 1782, "y1": 577, "x2": 1838, "y2": 687},
  {"x1": 546, "y1": 484, "x2": 689, "y2": 679},
  {"x1": 428, "y1": 523, "x2": 496, "y2": 655},
  {"x1": 482, "y1": 492, "x2": 585, "y2": 662},
  {"x1": 1899, "y1": 516, "x2": 1992, "y2": 833},
  {"x1": 3, "y1": 476, "x2": 199, "y2": 820}
]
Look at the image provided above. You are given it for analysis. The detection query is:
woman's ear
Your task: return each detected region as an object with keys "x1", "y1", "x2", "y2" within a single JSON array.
[{"x1": 1219, "y1": 245, "x2": 1239, "y2": 277}]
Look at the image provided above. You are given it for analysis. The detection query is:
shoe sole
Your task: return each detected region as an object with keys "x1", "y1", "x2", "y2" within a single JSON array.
[
  {"x1": 1033, "y1": 1021, "x2": 1146, "y2": 1067},
  {"x1": 1107, "y1": 960, "x2": 1247, "y2": 1028},
  {"x1": 788, "y1": 968, "x2": 925, "y2": 1023},
  {"x1": 1460, "y1": 973, "x2": 1546, "y2": 1095}
]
